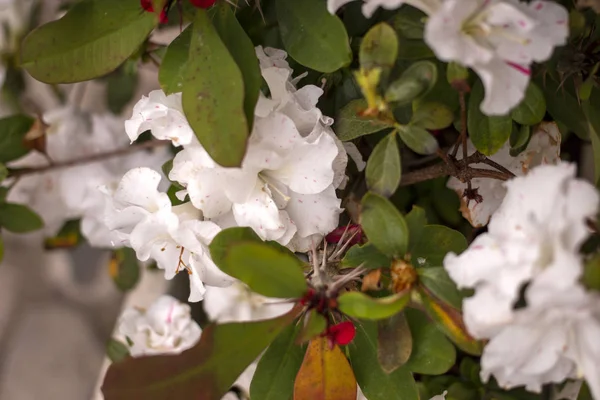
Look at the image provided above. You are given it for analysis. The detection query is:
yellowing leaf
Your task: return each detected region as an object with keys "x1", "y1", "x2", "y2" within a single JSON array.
[
  {"x1": 294, "y1": 337, "x2": 357, "y2": 400},
  {"x1": 337, "y1": 291, "x2": 410, "y2": 321}
]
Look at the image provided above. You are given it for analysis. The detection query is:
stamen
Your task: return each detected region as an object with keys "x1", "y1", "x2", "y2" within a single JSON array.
[{"x1": 258, "y1": 173, "x2": 291, "y2": 202}]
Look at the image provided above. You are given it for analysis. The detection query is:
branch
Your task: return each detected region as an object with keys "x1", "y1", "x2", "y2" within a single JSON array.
[{"x1": 8, "y1": 140, "x2": 169, "y2": 178}]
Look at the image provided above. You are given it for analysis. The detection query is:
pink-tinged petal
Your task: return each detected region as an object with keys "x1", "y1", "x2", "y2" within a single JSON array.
[{"x1": 472, "y1": 59, "x2": 530, "y2": 115}]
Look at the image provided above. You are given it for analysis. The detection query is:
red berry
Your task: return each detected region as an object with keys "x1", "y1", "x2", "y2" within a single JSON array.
[
  {"x1": 325, "y1": 224, "x2": 362, "y2": 246},
  {"x1": 189, "y1": 0, "x2": 216, "y2": 8},
  {"x1": 326, "y1": 321, "x2": 356, "y2": 346},
  {"x1": 140, "y1": 0, "x2": 154, "y2": 11}
]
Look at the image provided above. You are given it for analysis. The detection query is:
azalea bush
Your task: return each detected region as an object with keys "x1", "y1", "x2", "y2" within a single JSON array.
[{"x1": 2, "y1": 0, "x2": 600, "y2": 399}]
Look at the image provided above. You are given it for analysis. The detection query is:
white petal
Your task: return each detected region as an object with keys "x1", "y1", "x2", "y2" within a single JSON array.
[
  {"x1": 327, "y1": 0, "x2": 356, "y2": 13},
  {"x1": 473, "y1": 59, "x2": 531, "y2": 116},
  {"x1": 285, "y1": 185, "x2": 342, "y2": 239},
  {"x1": 232, "y1": 182, "x2": 287, "y2": 241}
]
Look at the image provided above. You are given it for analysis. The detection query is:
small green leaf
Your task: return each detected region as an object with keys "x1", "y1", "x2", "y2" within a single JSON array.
[
  {"x1": 107, "y1": 339, "x2": 130, "y2": 363},
  {"x1": 384, "y1": 61, "x2": 437, "y2": 105},
  {"x1": 44, "y1": 219, "x2": 82, "y2": 249},
  {"x1": 110, "y1": 248, "x2": 140, "y2": 292},
  {"x1": 446, "y1": 62, "x2": 469, "y2": 84},
  {"x1": 21, "y1": 0, "x2": 157, "y2": 83},
  {"x1": 377, "y1": 312, "x2": 412, "y2": 373},
  {"x1": 335, "y1": 99, "x2": 393, "y2": 141},
  {"x1": 296, "y1": 310, "x2": 327, "y2": 344},
  {"x1": 182, "y1": 10, "x2": 248, "y2": 167},
  {"x1": 0, "y1": 163, "x2": 8, "y2": 182},
  {"x1": 404, "y1": 308, "x2": 456, "y2": 375},
  {"x1": 509, "y1": 124, "x2": 531, "y2": 156},
  {"x1": 417, "y1": 267, "x2": 464, "y2": 311},
  {"x1": 251, "y1": 322, "x2": 307, "y2": 400},
  {"x1": 342, "y1": 243, "x2": 391, "y2": 270},
  {"x1": 468, "y1": 81, "x2": 512, "y2": 156},
  {"x1": 220, "y1": 242, "x2": 308, "y2": 298},
  {"x1": 510, "y1": 83, "x2": 546, "y2": 126},
  {"x1": 537, "y1": 75, "x2": 588, "y2": 140},
  {"x1": 338, "y1": 291, "x2": 410, "y2": 320},
  {"x1": 0, "y1": 115, "x2": 34, "y2": 163},
  {"x1": 410, "y1": 225, "x2": 467, "y2": 267},
  {"x1": 411, "y1": 102, "x2": 454, "y2": 130},
  {"x1": 366, "y1": 132, "x2": 401, "y2": 197},
  {"x1": 446, "y1": 382, "x2": 479, "y2": 400},
  {"x1": 0, "y1": 203, "x2": 44, "y2": 233},
  {"x1": 459, "y1": 358, "x2": 482, "y2": 386},
  {"x1": 391, "y1": 7, "x2": 426, "y2": 39},
  {"x1": 583, "y1": 254, "x2": 600, "y2": 291},
  {"x1": 102, "y1": 307, "x2": 301, "y2": 400},
  {"x1": 159, "y1": 26, "x2": 192, "y2": 95},
  {"x1": 276, "y1": 0, "x2": 352, "y2": 73},
  {"x1": 359, "y1": 23, "x2": 398, "y2": 70},
  {"x1": 361, "y1": 192, "x2": 409, "y2": 258},
  {"x1": 107, "y1": 66, "x2": 138, "y2": 114},
  {"x1": 398, "y1": 125, "x2": 439, "y2": 155},
  {"x1": 405, "y1": 206, "x2": 427, "y2": 250},
  {"x1": 349, "y1": 321, "x2": 419, "y2": 400}
]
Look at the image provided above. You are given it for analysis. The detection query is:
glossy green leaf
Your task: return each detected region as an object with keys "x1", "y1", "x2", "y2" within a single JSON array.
[
  {"x1": 404, "y1": 308, "x2": 456, "y2": 375},
  {"x1": 210, "y1": 2, "x2": 261, "y2": 131},
  {"x1": 182, "y1": 10, "x2": 248, "y2": 167},
  {"x1": 107, "y1": 67, "x2": 138, "y2": 114},
  {"x1": 384, "y1": 61, "x2": 437, "y2": 105},
  {"x1": 342, "y1": 243, "x2": 391, "y2": 270},
  {"x1": 366, "y1": 132, "x2": 401, "y2": 197},
  {"x1": 110, "y1": 248, "x2": 140, "y2": 292},
  {"x1": 219, "y1": 242, "x2": 307, "y2": 298},
  {"x1": 361, "y1": 192, "x2": 409, "y2": 258},
  {"x1": 349, "y1": 321, "x2": 419, "y2": 400},
  {"x1": 21, "y1": 0, "x2": 157, "y2": 83},
  {"x1": 510, "y1": 83, "x2": 546, "y2": 126},
  {"x1": 102, "y1": 307, "x2": 301, "y2": 400},
  {"x1": 210, "y1": 227, "x2": 288, "y2": 268},
  {"x1": 276, "y1": 0, "x2": 352, "y2": 73},
  {"x1": 107, "y1": 339, "x2": 130, "y2": 364},
  {"x1": 335, "y1": 99, "x2": 393, "y2": 141},
  {"x1": 377, "y1": 312, "x2": 412, "y2": 373},
  {"x1": 417, "y1": 267, "x2": 464, "y2": 311},
  {"x1": 338, "y1": 291, "x2": 410, "y2": 320},
  {"x1": 405, "y1": 206, "x2": 427, "y2": 250},
  {"x1": 509, "y1": 124, "x2": 531, "y2": 156},
  {"x1": 410, "y1": 225, "x2": 467, "y2": 267},
  {"x1": 296, "y1": 310, "x2": 327, "y2": 344},
  {"x1": 251, "y1": 322, "x2": 307, "y2": 400},
  {"x1": 0, "y1": 115, "x2": 34, "y2": 163},
  {"x1": 359, "y1": 23, "x2": 398, "y2": 70},
  {"x1": 398, "y1": 124, "x2": 439, "y2": 155},
  {"x1": 411, "y1": 102, "x2": 454, "y2": 130},
  {"x1": 0, "y1": 203, "x2": 44, "y2": 233},
  {"x1": 159, "y1": 26, "x2": 192, "y2": 95},
  {"x1": 468, "y1": 81, "x2": 512, "y2": 156}
]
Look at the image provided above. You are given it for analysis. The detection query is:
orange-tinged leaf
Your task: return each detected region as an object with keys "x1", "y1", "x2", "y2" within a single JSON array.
[{"x1": 293, "y1": 337, "x2": 357, "y2": 400}]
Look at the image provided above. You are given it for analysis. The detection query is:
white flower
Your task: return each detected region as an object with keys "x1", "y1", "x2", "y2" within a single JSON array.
[
  {"x1": 203, "y1": 281, "x2": 293, "y2": 323},
  {"x1": 424, "y1": 0, "x2": 568, "y2": 115},
  {"x1": 444, "y1": 163, "x2": 600, "y2": 396},
  {"x1": 125, "y1": 90, "x2": 193, "y2": 146},
  {"x1": 327, "y1": 0, "x2": 440, "y2": 17},
  {"x1": 103, "y1": 168, "x2": 234, "y2": 301},
  {"x1": 447, "y1": 122, "x2": 560, "y2": 227},
  {"x1": 117, "y1": 295, "x2": 201, "y2": 357}
]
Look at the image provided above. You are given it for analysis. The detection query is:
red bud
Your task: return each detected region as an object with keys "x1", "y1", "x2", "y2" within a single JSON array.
[
  {"x1": 326, "y1": 321, "x2": 356, "y2": 346},
  {"x1": 140, "y1": 0, "x2": 154, "y2": 11},
  {"x1": 326, "y1": 224, "x2": 362, "y2": 245},
  {"x1": 189, "y1": 0, "x2": 216, "y2": 8}
]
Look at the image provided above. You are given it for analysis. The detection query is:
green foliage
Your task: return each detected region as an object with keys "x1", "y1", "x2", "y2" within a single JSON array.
[
  {"x1": 405, "y1": 206, "x2": 427, "y2": 250},
  {"x1": 21, "y1": 0, "x2": 157, "y2": 83},
  {"x1": 106, "y1": 339, "x2": 130, "y2": 364},
  {"x1": 106, "y1": 66, "x2": 138, "y2": 114},
  {"x1": 110, "y1": 248, "x2": 140, "y2": 292},
  {"x1": 366, "y1": 131, "x2": 401, "y2": 197},
  {"x1": 377, "y1": 312, "x2": 412, "y2": 373},
  {"x1": 276, "y1": 0, "x2": 352, "y2": 73},
  {"x1": 385, "y1": 61, "x2": 437, "y2": 105},
  {"x1": 0, "y1": 203, "x2": 44, "y2": 233},
  {"x1": 361, "y1": 192, "x2": 409, "y2": 258},
  {"x1": 342, "y1": 243, "x2": 391, "y2": 270},
  {"x1": 44, "y1": 219, "x2": 83, "y2": 249},
  {"x1": 509, "y1": 124, "x2": 531, "y2": 157},
  {"x1": 411, "y1": 102, "x2": 454, "y2": 130},
  {"x1": 338, "y1": 291, "x2": 410, "y2": 320},
  {"x1": 335, "y1": 99, "x2": 394, "y2": 141},
  {"x1": 159, "y1": 26, "x2": 192, "y2": 95},
  {"x1": 468, "y1": 81, "x2": 512, "y2": 155},
  {"x1": 359, "y1": 23, "x2": 399, "y2": 70},
  {"x1": 295, "y1": 310, "x2": 327, "y2": 344},
  {"x1": 510, "y1": 83, "x2": 546, "y2": 126},
  {"x1": 583, "y1": 254, "x2": 600, "y2": 291},
  {"x1": 397, "y1": 124, "x2": 439, "y2": 155},
  {"x1": 0, "y1": 115, "x2": 34, "y2": 163}
]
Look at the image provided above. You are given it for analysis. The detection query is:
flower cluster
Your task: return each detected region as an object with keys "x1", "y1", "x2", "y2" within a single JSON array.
[
  {"x1": 444, "y1": 163, "x2": 600, "y2": 397},
  {"x1": 329, "y1": 0, "x2": 568, "y2": 115}
]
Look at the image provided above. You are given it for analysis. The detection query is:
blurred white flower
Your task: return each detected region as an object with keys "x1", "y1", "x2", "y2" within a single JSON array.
[
  {"x1": 125, "y1": 90, "x2": 193, "y2": 146},
  {"x1": 447, "y1": 122, "x2": 560, "y2": 227},
  {"x1": 425, "y1": 0, "x2": 568, "y2": 115},
  {"x1": 117, "y1": 295, "x2": 201, "y2": 357},
  {"x1": 203, "y1": 281, "x2": 293, "y2": 323},
  {"x1": 444, "y1": 163, "x2": 600, "y2": 396},
  {"x1": 327, "y1": 0, "x2": 440, "y2": 17}
]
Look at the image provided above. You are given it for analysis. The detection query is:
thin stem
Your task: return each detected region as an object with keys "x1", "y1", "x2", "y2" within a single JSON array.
[{"x1": 480, "y1": 157, "x2": 516, "y2": 178}]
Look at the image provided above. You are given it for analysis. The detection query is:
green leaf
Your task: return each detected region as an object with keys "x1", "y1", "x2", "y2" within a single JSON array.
[
  {"x1": 384, "y1": 61, "x2": 437, "y2": 105},
  {"x1": 411, "y1": 102, "x2": 454, "y2": 130},
  {"x1": 468, "y1": 81, "x2": 512, "y2": 156},
  {"x1": 349, "y1": 321, "x2": 419, "y2": 400},
  {"x1": 44, "y1": 219, "x2": 82, "y2": 249},
  {"x1": 446, "y1": 382, "x2": 479, "y2": 400},
  {"x1": 107, "y1": 67, "x2": 138, "y2": 114},
  {"x1": 377, "y1": 312, "x2": 412, "y2": 373},
  {"x1": 276, "y1": 0, "x2": 352, "y2": 73},
  {"x1": 210, "y1": 227, "x2": 264, "y2": 265},
  {"x1": 404, "y1": 308, "x2": 456, "y2": 375},
  {"x1": 102, "y1": 307, "x2": 301, "y2": 400},
  {"x1": 366, "y1": 132, "x2": 401, "y2": 197},
  {"x1": 361, "y1": 192, "x2": 409, "y2": 258},
  {"x1": 418, "y1": 267, "x2": 464, "y2": 311},
  {"x1": 396, "y1": 37, "x2": 434, "y2": 60},
  {"x1": 159, "y1": 26, "x2": 192, "y2": 95},
  {"x1": 583, "y1": 254, "x2": 600, "y2": 291},
  {"x1": 210, "y1": 2, "x2": 261, "y2": 131},
  {"x1": 110, "y1": 248, "x2": 140, "y2": 292},
  {"x1": 510, "y1": 83, "x2": 546, "y2": 126},
  {"x1": 0, "y1": 203, "x2": 44, "y2": 233},
  {"x1": 251, "y1": 322, "x2": 307, "y2": 400},
  {"x1": 359, "y1": 23, "x2": 398, "y2": 70},
  {"x1": 296, "y1": 310, "x2": 327, "y2": 344},
  {"x1": 106, "y1": 339, "x2": 130, "y2": 364},
  {"x1": 0, "y1": 163, "x2": 8, "y2": 182},
  {"x1": 391, "y1": 7, "x2": 426, "y2": 39},
  {"x1": 21, "y1": 0, "x2": 157, "y2": 83},
  {"x1": 338, "y1": 291, "x2": 410, "y2": 320},
  {"x1": 0, "y1": 115, "x2": 34, "y2": 163},
  {"x1": 509, "y1": 124, "x2": 531, "y2": 156},
  {"x1": 335, "y1": 99, "x2": 393, "y2": 141},
  {"x1": 398, "y1": 124, "x2": 439, "y2": 155},
  {"x1": 459, "y1": 358, "x2": 482, "y2": 386},
  {"x1": 342, "y1": 243, "x2": 391, "y2": 270},
  {"x1": 585, "y1": 91, "x2": 600, "y2": 186},
  {"x1": 182, "y1": 10, "x2": 248, "y2": 167},
  {"x1": 219, "y1": 241, "x2": 308, "y2": 298},
  {"x1": 410, "y1": 225, "x2": 467, "y2": 267},
  {"x1": 405, "y1": 206, "x2": 427, "y2": 251}
]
